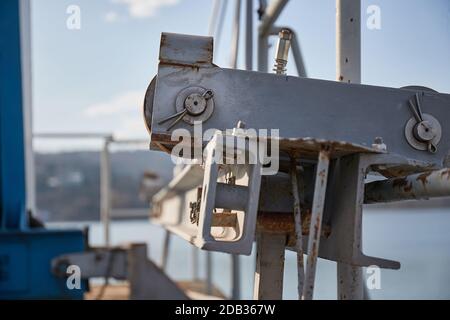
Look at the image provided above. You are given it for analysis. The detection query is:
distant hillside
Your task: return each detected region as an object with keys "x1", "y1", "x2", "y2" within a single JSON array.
[{"x1": 35, "y1": 150, "x2": 174, "y2": 222}]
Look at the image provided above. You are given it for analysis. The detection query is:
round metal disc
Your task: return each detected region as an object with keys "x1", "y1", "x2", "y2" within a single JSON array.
[
  {"x1": 185, "y1": 93, "x2": 207, "y2": 116},
  {"x1": 404, "y1": 114, "x2": 442, "y2": 151},
  {"x1": 143, "y1": 76, "x2": 157, "y2": 135},
  {"x1": 175, "y1": 86, "x2": 214, "y2": 125}
]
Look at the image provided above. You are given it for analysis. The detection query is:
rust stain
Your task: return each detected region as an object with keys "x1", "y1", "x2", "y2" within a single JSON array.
[
  {"x1": 159, "y1": 61, "x2": 201, "y2": 71},
  {"x1": 256, "y1": 211, "x2": 331, "y2": 238},
  {"x1": 440, "y1": 169, "x2": 450, "y2": 180},
  {"x1": 392, "y1": 177, "x2": 413, "y2": 193},
  {"x1": 416, "y1": 171, "x2": 432, "y2": 187},
  {"x1": 160, "y1": 33, "x2": 167, "y2": 46}
]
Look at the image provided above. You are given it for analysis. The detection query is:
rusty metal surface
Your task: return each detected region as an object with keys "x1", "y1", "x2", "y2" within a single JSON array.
[
  {"x1": 159, "y1": 32, "x2": 214, "y2": 67},
  {"x1": 290, "y1": 159, "x2": 305, "y2": 299},
  {"x1": 278, "y1": 137, "x2": 381, "y2": 160},
  {"x1": 303, "y1": 149, "x2": 330, "y2": 300},
  {"x1": 365, "y1": 168, "x2": 450, "y2": 203},
  {"x1": 256, "y1": 211, "x2": 331, "y2": 237}
]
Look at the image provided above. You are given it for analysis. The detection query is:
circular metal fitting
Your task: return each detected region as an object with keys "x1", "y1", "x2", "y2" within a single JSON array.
[
  {"x1": 414, "y1": 120, "x2": 435, "y2": 142},
  {"x1": 176, "y1": 86, "x2": 214, "y2": 125},
  {"x1": 185, "y1": 93, "x2": 208, "y2": 116},
  {"x1": 405, "y1": 114, "x2": 442, "y2": 152}
]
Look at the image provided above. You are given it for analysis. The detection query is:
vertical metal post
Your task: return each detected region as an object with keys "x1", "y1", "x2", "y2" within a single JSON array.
[
  {"x1": 192, "y1": 246, "x2": 199, "y2": 280},
  {"x1": 206, "y1": 251, "x2": 213, "y2": 295},
  {"x1": 253, "y1": 232, "x2": 286, "y2": 300},
  {"x1": 214, "y1": 0, "x2": 228, "y2": 54},
  {"x1": 336, "y1": 0, "x2": 361, "y2": 84},
  {"x1": 303, "y1": 149, "x2": 330, "y2": 300},
  {"x1": 289, "y1": 33, "x2": 307, "y2": 77},
  {"x1": 208, "y1": 0, "x2": 222, "y2": 36},
  {"x1": 161, "y1": 230, "x2": 171, "y2": 271},
  {"x1": 230, "y1": 0, "x2": 242, "y2": 68},
  {"x1": 0, "y1": 0, "x2": 28, "y2": 230},
  {"x1": 100, "y1": 137, "x2": 112, "y2": 247},
  {"x1": 336, "y1": 0, "x2": 364, "y2": 300},
  {"x1": 20, "y1": 0, "x2": 35, "y2": 218},
  {"x1": 231, "y1": 254, "x2": 241, "y2": 300},
  {"x1": 257, "y1": 35, "x2": 269, "y2": 72},
  {"x1": 290, "y1": 159, "x2": 305, "y2": 299},
  {"x1": 245, "y1": 0, "x2": 253, "y2": 71}
]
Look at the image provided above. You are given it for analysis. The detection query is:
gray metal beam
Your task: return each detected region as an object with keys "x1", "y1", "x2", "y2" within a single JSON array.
[
  {"x1": 52, "y1": 244, "x2": 189, "y2": 300},
  {"x1": 100, "y1": 138, "x2": 112, "y2": 247},
  {"x1": 208, "y1": 0, "x2": 222, "y2": 36},
  {"x1": 303, "y1": 149, "x2": 330, "y2": 300},
  {"x1": 253, "y1": 232, "x2": 286, "y2": 300},
  {"x1": 365, "y1": 168, "x2": 450, "y2": 203},
  {"x1": 259, "y1": 0, "x2": 290, "y2": 37},
  {"x1": 245, "y1": 0, "x2": 254, "y2": 71},
  {"x1": 150, "y1": 33, "x2": 450, "y2": 166},
  {"x1": 230, "y1": 0, "x2": 242, "y2": 68},
  {"x1": 290, "y1": 159, "x2": 305, "y2": 299},
  {"x1": 336, "y1": 0, "x2": 363, "y2": 300}
]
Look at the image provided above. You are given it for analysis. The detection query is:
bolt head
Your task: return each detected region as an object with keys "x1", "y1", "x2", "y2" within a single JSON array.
[
  {"x1": 237, "y1": 121, "x2": 246, "y2": 129},
  {"x1": 279, "y1": 29, "x2": 292, "y2": 40},
  {"x1": 185, "y1": 93, "x2": 207, "y2": 116}
]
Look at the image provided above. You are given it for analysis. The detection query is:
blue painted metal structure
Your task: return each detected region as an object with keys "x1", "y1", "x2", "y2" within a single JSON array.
[{"x1": 0, "y1": 0, "x2": 86, "y2": 299}]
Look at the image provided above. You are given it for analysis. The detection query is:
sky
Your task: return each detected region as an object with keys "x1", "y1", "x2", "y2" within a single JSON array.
[{"x1": 31, "y1": 0, "x2": 450, "y2": 149}]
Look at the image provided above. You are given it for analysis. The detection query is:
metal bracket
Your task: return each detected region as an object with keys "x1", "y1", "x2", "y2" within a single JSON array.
[
  {"x1": 195, "y1": 133, "x2": 262, "y2": 255},
  {"x1": 52, "y1": 243, "x2": 188, "y2": 300}
]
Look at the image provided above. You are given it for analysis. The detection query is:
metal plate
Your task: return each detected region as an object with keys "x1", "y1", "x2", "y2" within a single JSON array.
[
  {"x1": 404, "y1": 114, "x2": 442, "y2": 152},
  {"x1": 175, "y1": 86, "x2": 215, "y2": 125},
  {"x1": 143, "y1": 76, "x2": 156, "y2": 135}
]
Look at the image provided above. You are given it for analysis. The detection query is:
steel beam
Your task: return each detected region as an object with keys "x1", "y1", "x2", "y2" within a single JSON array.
[
  {"x1": 290, "y1": 159, "x2": 305, "y2": 299},
  {"x1": 259, "y1": 0, "x2": 290, "y2": 37},
  {"x1": 245, "y1": 0, "x2": 254, "y2": 71},
  {"x1": 208, "y1": 0, "x2": 222, "y2": 36},
  {"x1": 336, "y1": 0, "x2": 361, "y2": 84},
  {"x1": 336, "y1": 0, "x2": 363, "y2": 300},
  {"x1": 253, "y1": 232, "x2": 286, "y2": 300},
  {"x1": 303, "y1": 149, "x2": 330, "y2": 300},
  {"x1": 365, "y1": 168, "x2": 450, "y2": 203},
  {"x1": 230, "y1": 0, "x2": 241, "y2": 68},
  {"x1": 161, "y1": 230, "x2": 171, "y2": 270},
  {"x1": 53, "y1": 244, "x2": 188, "y2": 300},
  {"x1": 149, "y1": 33, "x2": 450, "y2": 166},
  {"x1": 101, "y1": 138, "x2": 112, "y2": 247},
  {"x1": 231, "y1": 254, "x2": 241, "y2": 299}
]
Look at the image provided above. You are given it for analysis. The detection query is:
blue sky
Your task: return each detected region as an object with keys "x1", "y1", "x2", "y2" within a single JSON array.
[{"x1": 31, "y1": 0, "x2": 450, "y2": 145}]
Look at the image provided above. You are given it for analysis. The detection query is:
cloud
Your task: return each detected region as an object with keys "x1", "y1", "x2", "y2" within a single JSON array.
[
  {"x1": 112, "y1": 0, "x2": 180, "y2": 18},
  {"x1": 84, "y1": 90, "x2": 143, "y2": 117},
  {"x1": 114, "y1": 115, "x2": 148, "y2": 138},
  {"x1": 104, "y1": 11, "x2": 119, "y2": 23}
]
